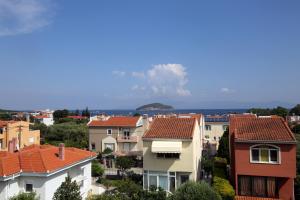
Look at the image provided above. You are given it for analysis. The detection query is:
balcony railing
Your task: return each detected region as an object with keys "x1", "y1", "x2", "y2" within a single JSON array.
[{"x1": 117, "y1": 136, "x2": 138, "y2": 143}]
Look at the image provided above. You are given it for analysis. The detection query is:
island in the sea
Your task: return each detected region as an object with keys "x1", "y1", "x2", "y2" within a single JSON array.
[{"x1": 136, "y1": 103, "x2": 174, "y2": 111}]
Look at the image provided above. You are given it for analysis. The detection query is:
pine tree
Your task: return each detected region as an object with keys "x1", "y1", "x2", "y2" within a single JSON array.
[{"x1": 53, "y1": 176, "x2": 81, "y2": 200}]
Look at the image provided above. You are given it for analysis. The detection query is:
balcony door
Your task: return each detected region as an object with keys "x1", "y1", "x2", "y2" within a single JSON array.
[
  {"x1": 123, "y1": 143, "x2": 130, "y2": 152},
  {"x1": 123, "y1": 129, "x2": 130, "y2": 139}
]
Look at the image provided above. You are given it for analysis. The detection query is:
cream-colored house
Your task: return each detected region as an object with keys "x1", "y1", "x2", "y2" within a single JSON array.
[
  {"x1": 142, "y1": 117, "x2": 203, "y2": 193},
  {"x1": 204, "y1": 116, "x2": 229, "y2": 149},
  {"x1": 0, "y1": 121, "x2": 40, "y2": 151},
  {"x1": 88, "y1": 116, "x2": 148, "y2": 157}
]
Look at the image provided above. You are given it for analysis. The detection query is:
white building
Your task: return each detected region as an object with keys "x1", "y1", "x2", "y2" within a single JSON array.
[
  {"x1": 0, "y1": 144, "x2": 96, "y2": 200},
  {"x1": 33, "y1": 115, "x2": 54, "y2": 126}
]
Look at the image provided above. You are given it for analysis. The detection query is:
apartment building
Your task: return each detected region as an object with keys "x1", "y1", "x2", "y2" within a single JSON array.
[
  {"x1": 142, "y1": 117, "x2": 202, "y2": 193},
  {"x1": 229, "y1": 116, "x2": 296, "y2": 200},
  {"x1": 88, "y1": 116, "x2": 148, "y2": 157},
  {"x1": 0, "y1": 121, "x2": 40, "y2": 151},
  {"x1": 204, "y1": 115, "x2": 229, "y2": 147},
  {"x1": 0, "y1": 144, "x2": 96, "y2": 200}
]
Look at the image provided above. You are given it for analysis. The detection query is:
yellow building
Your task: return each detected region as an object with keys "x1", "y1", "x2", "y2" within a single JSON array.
[
  {"x1": 142, "y1": 117, "x2": 203, "y2": 193},
  {"x1": 0, "y1": 121, "x2": 40, "y2": 151}
]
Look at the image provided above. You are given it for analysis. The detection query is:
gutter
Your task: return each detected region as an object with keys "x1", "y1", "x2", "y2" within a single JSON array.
[
  {"x1": 0, "y1": 156, "x2": 96, "y2": 181},
  {"x1": 234, "y1": 139, "x2": 297, "y2": 144}
]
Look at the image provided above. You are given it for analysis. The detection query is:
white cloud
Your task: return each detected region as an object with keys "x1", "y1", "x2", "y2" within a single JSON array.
[
  {"x1": 112, "y1": 70, "x2": 126, "y2": 77},
  {"x1": 132, "y1": 71, "x2": 145, "y2": 78},
  {"x1": 0, "y1": 0, "x2": 54, "y2": 36},
  {"x1": 131, "y1": 64, "x2": 191, "y2": 97},
  {"x1": 221, "y1": 87, "x2": 235, "y2": 94}
]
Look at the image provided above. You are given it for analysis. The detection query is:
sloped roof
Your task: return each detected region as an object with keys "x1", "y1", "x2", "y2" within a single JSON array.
[
  {"x1": 230, "y1": 116, "x2": 296, "y2": 143},
  {"x1": 143, "y1": 118, "x2": 196, "y2": 139},
  {"x1": 0, "y1": 145, "x2": 96, "y2": 177},
  {"x1": 88, "y1": 116, "x2": 140, "y2": 127}
]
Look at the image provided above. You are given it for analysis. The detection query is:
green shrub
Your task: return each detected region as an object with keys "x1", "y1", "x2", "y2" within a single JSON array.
[
  {"x1": 213, "y1": 167, "x2": 226, "y2": 179},
  {"x1": 214, "y1": 157, "x2": 227, "y2": 168},
  {"x1": 171, "y1": 181, "x2": 221, "y2": 200},
  {"x1": 92, "y1": 160, "x2": 104, "y2": 177},
  {"x1": 9, "y1": 192, "x2": 38, "y2": 200},
  {"x1": 213, "y1": 176, "x2": 235, "y2": 200}
]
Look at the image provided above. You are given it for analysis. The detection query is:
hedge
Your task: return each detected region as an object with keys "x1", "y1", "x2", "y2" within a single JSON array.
[
  {"x1": 214, "y1": 157, "x2": 227, "y2": 168},
  {"x1": 213, "y1": 176, "x2": 235, "y2": 200}
]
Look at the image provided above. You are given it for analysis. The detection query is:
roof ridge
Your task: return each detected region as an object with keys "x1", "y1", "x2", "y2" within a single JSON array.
[{"x1": 37, "y1": 149, "x2": 48, "y2": 173}]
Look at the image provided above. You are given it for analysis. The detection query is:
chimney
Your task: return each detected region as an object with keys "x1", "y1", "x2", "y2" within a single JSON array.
[{"x1": 59, "y1": 143, "x2": 65, "y2": 160}]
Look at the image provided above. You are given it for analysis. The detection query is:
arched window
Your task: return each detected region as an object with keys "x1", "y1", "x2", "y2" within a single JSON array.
[{"x1": 250, "y1": 145, "x2": 280, "y2": 164}]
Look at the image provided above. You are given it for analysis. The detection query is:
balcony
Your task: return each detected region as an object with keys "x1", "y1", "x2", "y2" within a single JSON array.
[{"x1": 117, "y1": 136, "x2": 138, "y2": 143}]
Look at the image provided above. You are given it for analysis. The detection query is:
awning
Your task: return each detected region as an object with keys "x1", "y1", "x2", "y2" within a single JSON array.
[{"x1": 151, "y1": 141, "x2": 182, "y2": 153}]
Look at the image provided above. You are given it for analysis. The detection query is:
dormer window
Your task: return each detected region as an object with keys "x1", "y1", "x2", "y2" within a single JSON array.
[{"x1": 250, "y1": 145, "x2": 280, "y2": 164}]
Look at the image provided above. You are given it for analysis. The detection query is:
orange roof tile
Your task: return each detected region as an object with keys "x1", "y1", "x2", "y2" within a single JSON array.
[
  {"x1": 0, "y1": 145, "x2": 96, "y2": 177},
  {"x1": 143, "y1": 118, "x2": 196, "y2": 139},
  {"x1": 88, "y1": 116, "x2": 140, "y2": 127},
  {"x1": 34, "y1": 115, "x2": 51, "y2": 119},
  {"x1": 235, "y1": 196, "x2": 281, "y2": 200},
  {"x1": 230, "y1": 116, "x2": 296, "y2": 143}
]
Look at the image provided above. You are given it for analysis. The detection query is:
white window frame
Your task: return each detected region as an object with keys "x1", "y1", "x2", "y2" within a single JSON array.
[
  {"x1": 107, "y1": 129, "x2": 112, "y2": 135},
  {"x1": 249, "y1": 144, "x2": 281, "y2": 164},
  {"x1": 25, "y1": 183, "x2": 34, "y2": 193}
]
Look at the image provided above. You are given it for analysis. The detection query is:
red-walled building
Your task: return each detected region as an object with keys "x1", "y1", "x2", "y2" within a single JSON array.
[{"x1": 229, "y1": 116, "x2": 297, "y2": 200}]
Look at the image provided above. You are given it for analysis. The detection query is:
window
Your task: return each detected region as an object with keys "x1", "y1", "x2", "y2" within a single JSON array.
[
  {"x1": 91, "y1": 143, "x2": 96, "y2": 150},
  {"x1": 250, "y1": 145, "x2": 280, "y2": 164},
  {"x1": 157, "y1": 153, "x2": 180, "y2": 159},
  {"x1": 205, "y1": 125, "x2": 211, "y2": 131},
  {"x1": 123, "y1": 129, "x2": 130, "y2": 138},
  {"x1": 238, "y1": 176, "x2": 277, "y2": 198},
  {"x1": 107, "y1": 129, "x2": 112, "y2": 135},
  {"x1": 214, "y1": 136, "x2": 216, "y2": 141},
  {"x1": 25, "y1": 184, "x2": 33, "y2": 192},
  {"x1": 180, "y1": 175, "x2": 189, "y2": 184},
  {"x1": 105, "y1": 143, "x2": 115, "y2": 151}
]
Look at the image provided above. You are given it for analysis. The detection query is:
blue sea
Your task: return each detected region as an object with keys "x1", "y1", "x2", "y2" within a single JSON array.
[{"x1": 90, "y1": 109, "x2": 247, "y2": 116}]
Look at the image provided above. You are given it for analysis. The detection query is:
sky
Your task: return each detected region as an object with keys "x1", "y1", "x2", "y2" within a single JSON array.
[{"x1": 0, "y1": 0, "x2": 299, "y2": 110}]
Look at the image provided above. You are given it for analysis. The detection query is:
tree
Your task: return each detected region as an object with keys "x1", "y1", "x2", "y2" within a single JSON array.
[
  {"x1": 92, "y1": 160, "x2": 104, "y2": 178},
  {"x1": 0, "y1": 113, "x2": 12, "y2": 120},
  {"x1": 270, "y1": 106, "x2": 289, "y2": 118},
  {"x1": 170, "y1": 181, "x2": 221, "y2": 200},
  {"x1": 53, "y1": 109, "x2": 69, "y2": 120},
  {"x1": 82, "y1": 107, "x2": 90, "y2": 117},
  {"x1": 115, "y1": 156, "x2": 134, "y2": 177},
  {"x1": 53, "y1": 176, "x2": 81, "y2": 200},
  {"x1": 292, "y1": 124, "x2": 300, "y2": 134},
  {"x1": 290, "y1": 104, "x2": 300, "y2": 116},
  {"x1": 217, "y1": 129, "x2": 230, "y2": 162},
  {"x1": 9, "y1": 192, "x2": 38, "y2": 200}
]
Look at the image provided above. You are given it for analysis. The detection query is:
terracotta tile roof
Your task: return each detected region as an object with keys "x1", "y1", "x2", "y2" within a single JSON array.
[
  {"x1": 0, "y1": 145, "x2": 96, "y2": 177},
  {"x1": 34, "y1": 115, "x2": 50, "y2": 119},
  {"x1": 230, "y1": 116, "x2": 296, "y2": 143},
  {"x1": 143, "y1": 118, "x2": 196, "y2": 139},
  {"x1": 88, "y1": 116, "x2": 140, "y2": 127},
  {"x1": 67, "y1": 116, "x2": 87, "y2": 119},
  {"x1": 235, "y1": 196, "x2": 281, "y2": 200}
]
